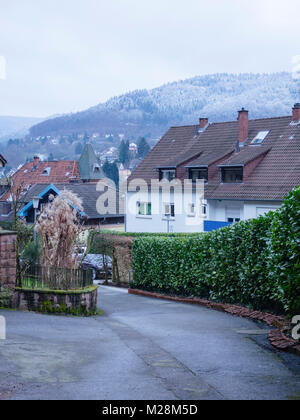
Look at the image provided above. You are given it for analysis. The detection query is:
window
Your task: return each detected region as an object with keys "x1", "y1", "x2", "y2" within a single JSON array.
[
  {"x1": 251, "y1": 131, "x2": 269, "y2": 145},
  {"x1": 221, "y1": 167, "x2": 243, "y2": 183},
  {"x1": 226, "y1": 207, "x2": 241, "y2": 223},
  {"x1": 42, "y1": 167, "x2": 51, "y2": 176},
  {"x1": 189, "y1": 168, "x2": 208, "y2": 183},
  {"x1": 159, "y1": 169, "x2": 176, "y2": 182},
  {"x1": 188, "y1": 203, "x2": 196, "y2": 217},
  {"x1": 93, "y1": 163, "x2": 100, "y2": 172},
  {"x1": 187, "y1": 201, "x2": 207, "y2": 217},
  {"x1": 164, "y1": 203, "x2": 175, "y2": 218},
  {"x1": 137, "y1": 202, "x2": 152, "y2": 216}
]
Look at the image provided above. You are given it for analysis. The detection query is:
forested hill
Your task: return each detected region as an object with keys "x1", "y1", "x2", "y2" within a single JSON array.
[{"x1": 29, "y1": 72, "x2": 300, "y2": 139}]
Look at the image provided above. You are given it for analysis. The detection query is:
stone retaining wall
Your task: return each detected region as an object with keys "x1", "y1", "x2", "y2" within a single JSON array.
[
  {"x1": 13, "y1": 285, "x2": 99, "y2": 316},
  {"x1": 0, "y1": 230, "x2": 17, "y2": 307}
]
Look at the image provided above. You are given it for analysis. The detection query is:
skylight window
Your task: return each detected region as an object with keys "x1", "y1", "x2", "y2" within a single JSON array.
[
  {"x1": 42, "y1": 167, "x2": 51, "y2": 176},
  {"x1": 251, "y1": 131, "x2": 269, "y2": 145}
]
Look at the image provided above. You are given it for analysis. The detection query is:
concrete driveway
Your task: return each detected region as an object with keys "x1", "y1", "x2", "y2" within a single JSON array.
[{"x1": 0, "y1": 286, "x2": 300, "y2": 400}]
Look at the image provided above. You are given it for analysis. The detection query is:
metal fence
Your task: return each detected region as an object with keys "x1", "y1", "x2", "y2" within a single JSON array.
[{"x1": 21, "y1": 265, "x2": 93, "y2": 291}]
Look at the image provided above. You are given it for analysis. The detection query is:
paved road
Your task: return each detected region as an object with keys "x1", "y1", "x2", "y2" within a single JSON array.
[{"x1": 0, "y1": 286, "x2": 300, "y2": 400}]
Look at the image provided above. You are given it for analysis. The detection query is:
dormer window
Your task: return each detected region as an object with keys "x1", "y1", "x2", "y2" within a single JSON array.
[
  {"x1": 221, "y1": 166, "x2": 243, "y2": 183},
  {"x1": 189, "y1": 168, "x2": 208, "y2": 183},
  {"x1": 42, "y1": 167, "x2": 51, "y2": 176},
  {"x1": 159, "y1": 169, "x2": 176, "y2": 181},
  {"x1": 251, "y1": 131, "x2": 269, "y2": 145},
  {"x1": 93, "y1": 163, "x2": 100, "y2": 172}
]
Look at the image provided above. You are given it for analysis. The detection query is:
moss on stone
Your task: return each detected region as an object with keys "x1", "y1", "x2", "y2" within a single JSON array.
[
  {"x1": 0, "y1": 288, "x2": 14, "y2": 309},
  {"x1": 39, "y1": 299, "x2": 100, "y2": 317},
  {"x1": 14, "y1": 284, "x2": 99, "y2": 316},
  {"x1": 15, "y1": 284, "x2": 98, "y2": 295}
]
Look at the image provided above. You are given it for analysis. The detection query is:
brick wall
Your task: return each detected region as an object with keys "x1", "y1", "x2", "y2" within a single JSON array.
[{"x1": 0, "y1": 231, "x2": 17, "y2": 289}]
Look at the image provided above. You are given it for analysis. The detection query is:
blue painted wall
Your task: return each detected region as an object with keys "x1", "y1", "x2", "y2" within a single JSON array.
[{"x1": 204, "y1": 220, "x2": 232, "y2": 232}]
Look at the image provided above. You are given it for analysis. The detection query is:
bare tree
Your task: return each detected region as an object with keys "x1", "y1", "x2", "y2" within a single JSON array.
[{"x1": 4, "y1": 178, "x2": 35, "y2": 287}]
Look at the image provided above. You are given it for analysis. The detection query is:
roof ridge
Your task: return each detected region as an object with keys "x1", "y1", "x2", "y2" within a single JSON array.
[
  {"x1": 169, "y1": 116, "x2": 292, "y2": 130},
  {"x1": 169, "y1": 124, "x2": 198, "y2": 129},
  {"x1": 209, "y1": 115, "x2": 291, "y2": 126}
]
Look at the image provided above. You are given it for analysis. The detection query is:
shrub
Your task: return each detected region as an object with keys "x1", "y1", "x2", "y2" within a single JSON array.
[
  {"x1": 270, "y1": 187, "x2": 300, "y2": 315},
  {"x1": 132, "y1": 188, "x2": 300, "y2": 316}
]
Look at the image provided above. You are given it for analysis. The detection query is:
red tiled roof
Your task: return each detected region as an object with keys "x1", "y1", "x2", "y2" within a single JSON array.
[
  {"x1": 3, "y1": 160, "x2": 80, "y2": 199},
  {"x1": 217, "y1": 146, "x2": 271, "y2": 166},
  {"x1": 129, "y1": 115, "x2": 300, "y2": 201}
]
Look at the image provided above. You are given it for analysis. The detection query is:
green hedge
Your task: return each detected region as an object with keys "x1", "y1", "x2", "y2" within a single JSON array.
[{"x1": 132, "y1": 187, "x2": 300, "y2": 316}]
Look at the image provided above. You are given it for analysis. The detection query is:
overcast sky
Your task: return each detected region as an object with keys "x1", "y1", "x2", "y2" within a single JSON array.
[{"x1": 0, "y1": 0, "x2": 299, "y2": 117}]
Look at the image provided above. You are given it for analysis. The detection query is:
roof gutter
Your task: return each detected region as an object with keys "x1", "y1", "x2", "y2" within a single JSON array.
[
  {"x1": 217, "y1": 164, "x2": 245, "y2": 168},
  {"x1": 184, "y1": 164, "x2": 209, "y2": 169}
]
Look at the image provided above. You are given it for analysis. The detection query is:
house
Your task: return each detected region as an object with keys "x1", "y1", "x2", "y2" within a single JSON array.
[
  {"x1": 0, "y1": 144, "x2": 122, "y2": 225},
  {"x1": 17, "y1": 182, "x2": 124, "y2": 227},
  {"x1": 129, "y1": 143, "x2": 138, "y2": 153},
  {"x1": 2, "y1": 144, "x2": 106, "y2": 200},
  {"x1": 126, "y1": 103, "x2": 300, "y2": 233}
]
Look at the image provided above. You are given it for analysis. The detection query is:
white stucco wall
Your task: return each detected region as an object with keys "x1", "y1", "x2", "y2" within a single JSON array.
[
  {"x1": 126, "y1": 191, "x2": 204, "y2": 233},
  {"x1": 126, "y1": 192, "x2": 283, "y2": 233},
  {"x1": 207, "y1": 199, "x2": 281, "y2": 223}
]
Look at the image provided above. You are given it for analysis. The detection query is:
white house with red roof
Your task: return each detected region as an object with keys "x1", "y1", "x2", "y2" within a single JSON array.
[{"x1": 126, "y1": 104, "x2": 300, "y2": 233}]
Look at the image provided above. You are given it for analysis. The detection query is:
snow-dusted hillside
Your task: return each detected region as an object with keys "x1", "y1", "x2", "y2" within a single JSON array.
[{"x1": 29, "y1": 72, "x2": 300, "y2": 139}]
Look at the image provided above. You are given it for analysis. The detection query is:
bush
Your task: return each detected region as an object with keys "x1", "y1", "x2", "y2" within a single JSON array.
[
  {"x1": 132, "y1": 188, "x2": 300, "y2": 316},
  {"x1": 270, "y1": 187, "x2": 300, "y2": 315}
]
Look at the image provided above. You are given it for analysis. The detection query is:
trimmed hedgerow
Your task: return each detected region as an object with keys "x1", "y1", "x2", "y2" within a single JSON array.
[
  {"x1": 131, "y1": 188, "x2": 300, "y2": 316},
  {"x1": 270, "y1": 187, "x2": 300, "y2": 315}
]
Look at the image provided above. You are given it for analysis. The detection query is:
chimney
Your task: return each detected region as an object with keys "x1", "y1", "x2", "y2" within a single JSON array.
[
  {"x1": 238, "y1": 108, "x2": 249, "y2": 144},
  {"x1": 292, "y1": 103, "x2": 300, "y2": 123},
  {"x1": 199, "y1": 118, "x2": 208, "y2": 131},
  {"x1": 33, "y1": 156, "x2": 40, "y2": 166}
]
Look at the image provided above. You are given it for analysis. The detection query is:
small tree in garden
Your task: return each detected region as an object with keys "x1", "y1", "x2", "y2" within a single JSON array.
[
  {"x1": 4, "y1": 177, "x2": 38, "y2": 287},
  {"x1": 36, "y1": 190, "x2": 84, "y2": 269}
]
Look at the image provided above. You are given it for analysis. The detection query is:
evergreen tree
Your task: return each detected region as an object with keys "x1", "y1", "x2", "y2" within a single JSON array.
[
  {"x1": 103, "y1": 160, "x2": 119, "y2": 186},
  {"x1": 119, "y1": 140, "x2": 130, "y2": 166},
  {"x1": 75, "y1": 142, "x2": 83, "y2": 155},
  {"x1": 83, "y1": 132, "x2": 89, "y2": 143},
  {"x1": 138, "y1": 137, "x2": 150, "y2": 158}
]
